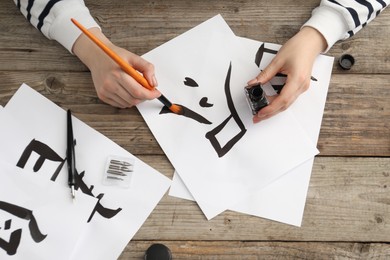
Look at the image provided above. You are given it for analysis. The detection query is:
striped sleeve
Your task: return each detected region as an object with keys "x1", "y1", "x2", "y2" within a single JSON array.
[
  {"x1": 303, "y1": 0, "x2": 389, "y2": 52},
  {"x1": 14, "y1": 0, "x2": 100, "y2": 53}
]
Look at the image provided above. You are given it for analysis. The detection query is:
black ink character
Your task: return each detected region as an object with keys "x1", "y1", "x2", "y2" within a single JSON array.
[
  {"x1": 17, "y1": 139, "x2": 66, "y2": 181},
  {"x1": 199, "y1": 97, "x2": 213, "y2": 108},
  {"x1": 205, "y1": 63, "x2": 247, "y2": 157},
  {"x1": 16, "y1": 139, "x2": 122, "y2": 222},
  {"x1": 183, "y1": 77, "x2": 199, "y2": 87},
  {"x1": 74, "y1": 170, "x2": 122, "y2": 222},
  {"x1": 0, "y1": 201, "x2": 47, "y2": 256}
]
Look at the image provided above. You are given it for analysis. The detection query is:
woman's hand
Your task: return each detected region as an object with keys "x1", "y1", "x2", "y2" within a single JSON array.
[
  {"x1": 73, "y1": 28, "x2": 160, "y2": 108},
  {"x1": 248, "y1": 26, "x2": 327, "y2": 123}
]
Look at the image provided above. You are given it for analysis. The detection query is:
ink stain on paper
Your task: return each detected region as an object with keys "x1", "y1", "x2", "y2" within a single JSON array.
[
  {"x1": 183, "y1": 77, "x2": 199, "y2": 87},
  {"x1": 199, "y1": 97, "x2": 213, "y2": 107}
]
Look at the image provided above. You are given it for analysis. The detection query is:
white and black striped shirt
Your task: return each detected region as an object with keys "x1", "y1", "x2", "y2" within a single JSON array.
[
  {"x1": 304, "y1": 0, "x2": 389, "y2": 51},
  {"x1": 14, "y1": 0, "x2": 99, "y2": 53}
]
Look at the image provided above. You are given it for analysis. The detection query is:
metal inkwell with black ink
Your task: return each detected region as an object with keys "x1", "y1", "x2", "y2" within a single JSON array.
[{"x1": 244, "y1": 83, "x2": 269, "y2": 115}]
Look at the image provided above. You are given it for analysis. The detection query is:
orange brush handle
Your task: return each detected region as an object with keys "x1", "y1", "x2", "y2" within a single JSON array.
[{"x1": 71, "y1": 18, "x2": 153, "y2": 91}]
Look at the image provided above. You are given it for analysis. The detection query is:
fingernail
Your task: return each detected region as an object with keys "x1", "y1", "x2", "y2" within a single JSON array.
[
  {"x1": 257, "y1": 113, "x2": 267, "y2": 119},
  {"x1": 152, "y1": 75, "x2": 158, "y2": 87},
  {"x1": 247, "y1": 78, "x2": 258, "y2": 85}
]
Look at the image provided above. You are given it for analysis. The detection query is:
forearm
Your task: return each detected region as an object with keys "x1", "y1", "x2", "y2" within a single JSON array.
[{"x1": 72, "y1": 27, "x2": 112, "y2": 69}]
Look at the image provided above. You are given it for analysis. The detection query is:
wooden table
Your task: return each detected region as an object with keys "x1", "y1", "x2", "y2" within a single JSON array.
[{"x1": 1, "y1": 1, "x2": 389, "y2": 259}]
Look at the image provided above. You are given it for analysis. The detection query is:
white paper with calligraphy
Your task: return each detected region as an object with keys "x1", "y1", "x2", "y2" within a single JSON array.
[
  {"x1": 0, "y1": 161, "x2": 97, "y2": 259},
  {"x1": 169, "y1": 37, "x2": 334, "y2": 226},
  {"x1": 0, "y1": 85, "x2": 171, "y2": 260},
  {"x1": 138, "y1": 15, "x2": 319, "y2": 219}
]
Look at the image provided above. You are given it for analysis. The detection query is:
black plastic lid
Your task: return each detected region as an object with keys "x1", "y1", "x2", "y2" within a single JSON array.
[
  {"x1": 339, "y1": 54, "x2": 355, "y2": 70},
  {"x1": 145, "y1": 244, "x2": 172, "y2": 260}
]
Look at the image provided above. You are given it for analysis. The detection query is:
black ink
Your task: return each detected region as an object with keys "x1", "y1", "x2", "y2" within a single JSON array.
[
  {"x1": 0, "y1": 228, "x2": 21, "y2": 255},
  {"x1": 0, "y1": 201, "x2": 47, "y2": 243},
  {"x1": 87, "y1": 193, "x2": 122, "y2": 222},
  {"x1": 17, "y1": 139, "x2": 65, "y2": 177},
  {"x1": 244, "y1": 83, "x2": 269, "y2": 114},
  {"x1": 183, "y1": 77, "x2": 199, "y2": 87},
  {"x1": 255, "y1": 43, "x2": 277, "y2": 67},
  {"x1": 4, "y1": 219, "x2": 11, "y2": 230},
  {"x1": 16, "y1": 139, "x2": 122, "y2": 222},
  {"x1": 199, "y1": 97, "x2": 213, "y2": 107},
  {"x1": 159, "y1": 106, "x2": 212, "y2": 124},
  {"x1": 205, "y1": 63, "x2": 247, "y2": 157},
  {"x1": 74, "y1": 170, "x2": 122, "y2": 222},
  {"x1": 0, "y1": 201, "x2": 47, "y2": 255}
]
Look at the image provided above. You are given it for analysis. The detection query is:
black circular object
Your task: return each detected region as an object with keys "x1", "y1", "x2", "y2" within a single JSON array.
[
  {"x1": 144, "y1": 244, "x2": 172, "y2": 260},
  {"x1": 339, "y1": 54, "x2": 355, "y2": 70}
]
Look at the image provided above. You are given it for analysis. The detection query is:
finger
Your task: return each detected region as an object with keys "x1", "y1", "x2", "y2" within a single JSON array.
[
  {"x1": 129, "y1": 55, "x2": 158, "y2": 88},
  {"x1": 119, "y1": 71, "x2": 160, "y2": 101},
  {"x1": 101, "y1": 95, "x2": 127, "y2": 109},
  {"x1": 98, "y1": 81, "x2": 141, "y2": 108},
  {"x1": 248, "y1": 59, "x2": 282, "y2": 85},
  {"x1": 142, "y1": 65, "x2": 158, "y2": 88},
  {"x1": 252, "y1": 99, "x2": 284, "y2": 123},
  {"x1": 252, "y1": 83, "x2": 301, "y2": 123}
]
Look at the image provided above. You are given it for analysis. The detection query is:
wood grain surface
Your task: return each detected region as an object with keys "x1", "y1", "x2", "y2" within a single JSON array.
[{"x1": 1, "y1": 0, "x2": 389, "y2": 259}]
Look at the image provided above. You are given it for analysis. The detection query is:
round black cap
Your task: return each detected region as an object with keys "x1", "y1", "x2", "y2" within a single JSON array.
[
  {"x1": 144, "y1": 244, "x2": 172, "y2": 260},
  {"x1": 339, "y1": 54, "x2": 355, "y2": 70}
]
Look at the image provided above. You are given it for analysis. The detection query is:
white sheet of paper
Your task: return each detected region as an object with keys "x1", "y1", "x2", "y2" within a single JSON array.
[
  {"x1": 0, "y1": 160, "x2": 97, "y2": 259},
  {"x1": 1, "y1": 84, "x2": 171, "y2": 260},
  {"x1": 138, "y1": 15, "x2": 318, "y2": 219},
  {"x1": 169, "y1": 37, "x2": 334, "y2": 226}
]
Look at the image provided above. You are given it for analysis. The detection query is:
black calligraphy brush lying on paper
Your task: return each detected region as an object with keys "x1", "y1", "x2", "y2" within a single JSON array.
[{"x1": 71, "y1": 18, "x2": 183, "y2": 115}]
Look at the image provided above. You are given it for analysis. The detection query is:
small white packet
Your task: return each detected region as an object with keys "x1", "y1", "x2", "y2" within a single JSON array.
[{"x1": 102, "y1": 155, "x2": 135, "y2": 188}]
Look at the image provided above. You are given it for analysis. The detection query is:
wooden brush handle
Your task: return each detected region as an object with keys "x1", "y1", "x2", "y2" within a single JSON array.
[{"x1": 71, "y1": 18, "x2": 153, "y2": 90}]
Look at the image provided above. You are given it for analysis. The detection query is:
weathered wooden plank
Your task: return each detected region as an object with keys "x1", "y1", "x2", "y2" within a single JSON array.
[
  {"x1": 319, "y1": 74, "x2": 390, "y2": 156},
  {"x1": 118, "y1": 241, "x2": 390, "y2": 259},
  {"x1": 1, "y1": 0, "x2": 389, "y2": 73},
  {"x1": 0, "y1": 72, "x2": 389, "y2": 156},
  {"x1": 133, "y1": 156, "x2": 390, "y2": 242},
  {"x1": 1, "y1": 1, "x2": 390, "y2": 258}
]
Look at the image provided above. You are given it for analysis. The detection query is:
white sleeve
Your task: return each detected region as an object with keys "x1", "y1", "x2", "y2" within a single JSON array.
[
  {"x1": 303, "y1": 0, "x2": 389, "y2": 52},
  {"x1": 15, "y1": 0, "x2": 100, "y2": 53}
]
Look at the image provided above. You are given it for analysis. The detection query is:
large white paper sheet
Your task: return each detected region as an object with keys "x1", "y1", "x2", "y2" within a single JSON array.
[
  {"x1": 0, "y1": 84, "x2": 171, "y2": 260},
  {"x1": 169, "y1": 37, "x2": 334, "y2": 226},
  {"x1": 138, "y1": 15, "x2": 318, "y2": 219},
  {"x1": 0, "y1": 160, "x2": 97, "y2": 259}
]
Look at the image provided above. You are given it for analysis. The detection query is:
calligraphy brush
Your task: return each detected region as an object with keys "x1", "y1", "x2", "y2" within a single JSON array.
[{"x1": 71, "y1": 18, "x2": 182, "y2": 115}]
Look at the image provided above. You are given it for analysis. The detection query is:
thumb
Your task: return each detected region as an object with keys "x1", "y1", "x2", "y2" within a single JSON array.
[{"x1": 248, "y1": 60, "x2": 280, "y2": 85}]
